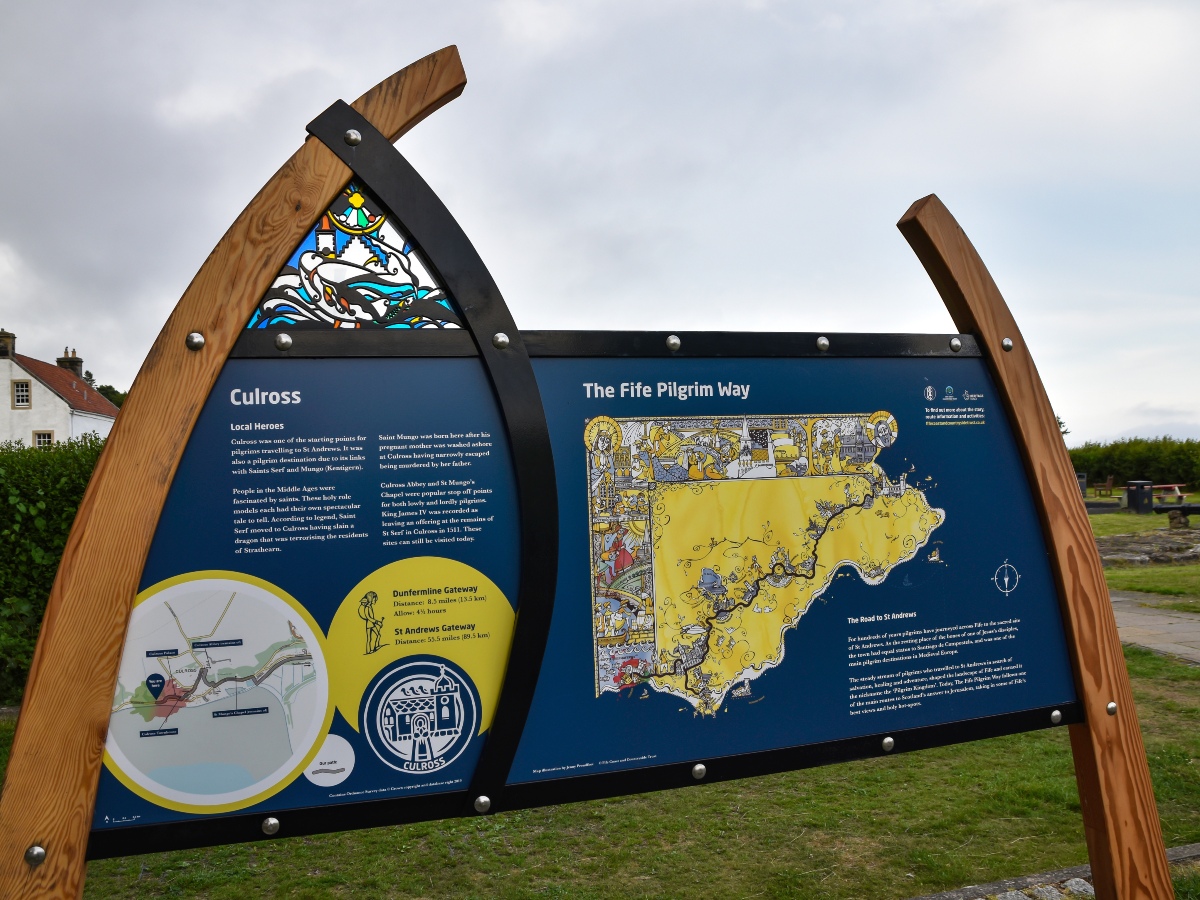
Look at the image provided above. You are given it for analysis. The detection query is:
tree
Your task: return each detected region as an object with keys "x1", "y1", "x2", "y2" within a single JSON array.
[{"x1": 96, "y1": 385, "x2": 126, "y2": 408}]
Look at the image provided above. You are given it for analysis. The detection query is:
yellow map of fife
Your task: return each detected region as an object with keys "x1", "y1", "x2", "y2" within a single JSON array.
[{"x1": 587, "y1": 413, "x2": 943, "y2": 715}]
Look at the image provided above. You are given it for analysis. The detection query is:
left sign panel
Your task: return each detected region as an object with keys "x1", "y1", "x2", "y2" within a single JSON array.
[{"x1": 92, "y1": 356, "x2": 520, "y2": 830}]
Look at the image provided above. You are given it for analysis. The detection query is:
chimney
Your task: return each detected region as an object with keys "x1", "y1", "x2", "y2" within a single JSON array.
[
  {"x1": 57, "y1": 347, "x2": 84, "y2": 377},
  {"x1": 0, "y1": 328, "x2": 13, "y2": 359}
]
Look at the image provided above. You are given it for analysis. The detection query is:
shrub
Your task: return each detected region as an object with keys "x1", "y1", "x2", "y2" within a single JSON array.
[
  {"x1": 0, "y1": 434, "x2": 105, "y2": 704},
  {"x1": 1069, "y1": 437, "x2": 1200, "y2": 489}
]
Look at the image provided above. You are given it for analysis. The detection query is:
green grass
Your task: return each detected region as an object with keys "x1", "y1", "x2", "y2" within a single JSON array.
[
  {"x1": 1088, "y1": 511, "x2": 1172, "y2": 537},
  {"x1": 1106, "y1": 563, "x2": 1200, "y2": 613},
  {"x1": 0, "y1": 650, "x2": 1194, "y2": 898}
]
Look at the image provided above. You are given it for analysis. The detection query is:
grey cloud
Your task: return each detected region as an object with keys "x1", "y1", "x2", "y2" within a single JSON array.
[{"x1": 1, "y1": 1, "x2": 1197, "y2": 442}]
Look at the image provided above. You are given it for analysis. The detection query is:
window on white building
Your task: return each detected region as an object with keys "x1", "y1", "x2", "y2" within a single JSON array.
[
  {"x1": 11, "y1": 380, "x2": 30, "y2": 408},
  {"x1": 33, "y1": 431, "x2": 53, "y2": 447}
]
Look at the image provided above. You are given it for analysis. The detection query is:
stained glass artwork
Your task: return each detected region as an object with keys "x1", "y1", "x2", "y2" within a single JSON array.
[{"x1": 246, "y1": 183, "x2": 461, "y2": 329}]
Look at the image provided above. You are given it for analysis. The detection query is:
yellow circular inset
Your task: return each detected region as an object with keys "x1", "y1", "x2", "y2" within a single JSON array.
[
  {"x1": 103, "y1": 571, "x2": 333, "y2": 814},
  {"x1": 326, "y1": 557, "x2": 514, "y2": 735}
]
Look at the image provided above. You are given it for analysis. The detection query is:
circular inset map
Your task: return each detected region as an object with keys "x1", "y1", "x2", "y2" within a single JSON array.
[{"x1": 105, "y1": 572, "x2": 331, "y2": 813}]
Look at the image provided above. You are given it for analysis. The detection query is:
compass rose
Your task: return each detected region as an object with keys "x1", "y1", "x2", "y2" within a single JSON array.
[{"x1": 993, "y1": 560, "x2": 1019, "y2": 595}]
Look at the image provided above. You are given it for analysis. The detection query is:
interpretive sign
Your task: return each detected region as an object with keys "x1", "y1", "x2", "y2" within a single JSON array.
[{"x1": 0, "y1": 47, "x2": 1171, "y2": 900}]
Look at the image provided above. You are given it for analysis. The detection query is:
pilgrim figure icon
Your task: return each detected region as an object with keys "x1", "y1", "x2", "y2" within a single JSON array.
[{"x1": 358, "y1": 590, "x2": 384, "y2": 654}]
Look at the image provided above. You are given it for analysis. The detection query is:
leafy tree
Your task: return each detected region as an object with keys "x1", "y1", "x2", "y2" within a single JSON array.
[{"x1": 96, "y1": 384, "x2": 126, "y2": 408}]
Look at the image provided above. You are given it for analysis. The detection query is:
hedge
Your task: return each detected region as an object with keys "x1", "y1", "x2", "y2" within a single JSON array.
[
  {"x1": 1069, "y1": 436, "x2": 1200, "y2": 489},
  {"x1": 0, "y1": 434, "x2": 105, "y2": 704}
]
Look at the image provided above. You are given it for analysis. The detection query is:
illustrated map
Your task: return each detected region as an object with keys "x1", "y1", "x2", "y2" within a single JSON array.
[
  {"x1": 107, "y1": 578, "x2": 327, "y2": 808},
  {"x1": 587, "y1": 412, "x2": 944, "y2": 715}
]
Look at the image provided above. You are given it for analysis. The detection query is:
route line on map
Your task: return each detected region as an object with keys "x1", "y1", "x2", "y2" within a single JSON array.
[{"x1": 671, "y1": 483, "x2": 873, "y2": 696}]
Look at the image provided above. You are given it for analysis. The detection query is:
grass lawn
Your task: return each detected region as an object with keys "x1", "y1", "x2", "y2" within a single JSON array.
[
  {"x1": 1088, "y1": 511, "x2": 1172, "y2": 538},
  {"x1": 0, "y1": 648, "x2": 1191, "y2": 898},
  {"x1": 1107, "y1": 564, "x2": 1200, "y2": 614}
]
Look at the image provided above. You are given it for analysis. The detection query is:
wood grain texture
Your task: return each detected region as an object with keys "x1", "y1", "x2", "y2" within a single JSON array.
[
  {"x1": 0, "y1": 46, "x2": 466, "y2": 900},
  {"x1": 898, "y1": 194, "x2": 1172, "y2": 900}
]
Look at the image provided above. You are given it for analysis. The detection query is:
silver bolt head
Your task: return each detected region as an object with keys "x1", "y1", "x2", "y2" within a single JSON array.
[
  {"x1": 1106, "y1": 701, "x2": 1118, "y2": 716},
  {"x1": 949, "y1": 337, "x2": 962, "y2": 352},
  {"x1": 474, "y1": 795, "x2": 492, "y2": 813},
  {"x1": 691, "y1": 763, "x2": 707, "y2": 780},
  {"x1": 185, "y1": 331, "x2": 205, "y2": 351},
  {"x1": 882, "y1": 736, "x2": 895, "y2": 752},
  {"x1": 491, "y1": 332, "x2": 510, "y2": 350},
  {"x1": 261, "y1": 816, "x2": 280, "y2": 836},
  {"x1": 816, "y1": 336, "x2": 830, "y2": 352},
  {"x1": 274, "y1": 333, "x2": 293, "y2": 351},
  {"x1": 344, "y1": 129, "x2": 362, "y2": 146},
  {"x1": 24, "y1": 844, "x2": 46, "y2": 868},
  {"x1": 665, "y1": 334, "x2": 681, "y2": 352},
  {"x1": 1001, "y1": 337, "x2": 1014, "y2": 352},
  {"x1": 1050, "y1": 709, "x2": 1063, "y2": 725}
]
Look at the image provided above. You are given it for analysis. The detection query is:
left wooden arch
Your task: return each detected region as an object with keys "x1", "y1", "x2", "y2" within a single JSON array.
[{"x1": 0, "y1": 47, "x2": 468, "y2": 900}]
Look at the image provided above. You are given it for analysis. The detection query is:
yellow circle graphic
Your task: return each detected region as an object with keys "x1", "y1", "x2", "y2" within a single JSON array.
[
  {"x1": 103, "y1": 571, "x2": 333, "y2": 814},
  {"x1": 326, "y1": 557, "x2": 514, "y2": 735}
]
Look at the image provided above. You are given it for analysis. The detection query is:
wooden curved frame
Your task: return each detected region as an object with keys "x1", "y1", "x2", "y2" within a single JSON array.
[
  {"x1": 899, "y1": 195, "x2": 1172, "y2": 900},
  {"x1": 0, "y1": 51, "x2": 1171, "y2": 898},
  {"x1": 0, "y1": 47, "x2": 468, "y2": 899}
]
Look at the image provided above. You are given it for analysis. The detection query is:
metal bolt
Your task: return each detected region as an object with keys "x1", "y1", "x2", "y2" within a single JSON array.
[
  {"x1": 1050, "y1": 709, "x2": 1063, "y2": 725},
  {"x1": 261, "y1": 817, "x2": 280, "y2": 836},
  {"x1": 274, "y1": 333, "x2": 293, "y2": 351},
  {"x1": 816, "y1": 336, "x2": 830, "y2": 352},
  {"x1": 1106, "y1": 701, "x2": 1118, "y2": 716},
  {"x1": 1001, "y1": 337, "x2": 1014, "y2": 352},
  {"x1": 665, "y1": 334, "x2": 681, "y2": 352},
  {"x1": 185, "y1": 332, "x2": 205, "y2": 351},
  {"x1": 882, "y1": 736, "x2": 895, "y2": 752},
  {"x1": 949, "y1": 337, "x2": 962, "y2": 352},
  {"x1": 344, "y1": 129, "x2": 362, "y2": 146},
  {"x1": 474, "y1": 795, "x2": 491, "y2": 813},
  {"x1": 491, "y1": 332, "x2": 510, "y2": 350},
  {"x1": 692, "y1": 763, "x2": 707, "y2": 780},
  {"x1": 24, "y1": 845, "x2": 46, "y2": 868}
]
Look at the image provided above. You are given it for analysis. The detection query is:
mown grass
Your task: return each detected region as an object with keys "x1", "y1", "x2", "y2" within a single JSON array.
[
  {"x1": 1106, "y1": 563, "x2": 1200, "y2": 615},
  {"x1": 0, "y1": 648, "x2": 1153, "y2": 898},
  {"x1": 1089, "y1": 511, "x2": 1172, "y2": 537}
]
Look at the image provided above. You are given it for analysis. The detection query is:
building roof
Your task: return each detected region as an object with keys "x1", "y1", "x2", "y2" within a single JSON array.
[{"x1": 13, "y1": 354, "x2": 120, "y2": 417}]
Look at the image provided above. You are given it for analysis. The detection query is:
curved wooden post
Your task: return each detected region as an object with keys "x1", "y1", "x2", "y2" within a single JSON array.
[
  {"x1": 0, "y1": 47, "x2": 467, "y2": 899},
  {"x1": 898, "y1": 194, "x2": 1172, "y2": 900}
]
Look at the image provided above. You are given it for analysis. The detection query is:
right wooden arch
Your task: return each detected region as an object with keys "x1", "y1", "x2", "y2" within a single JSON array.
[{"x1": 899, "y1": 194, "x2": 1173, "y2": 900}]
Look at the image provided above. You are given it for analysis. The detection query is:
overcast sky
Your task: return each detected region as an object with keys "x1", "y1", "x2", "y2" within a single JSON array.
[{"x1": 1, "y1": 1, "x2": 1196, "y2": 444}]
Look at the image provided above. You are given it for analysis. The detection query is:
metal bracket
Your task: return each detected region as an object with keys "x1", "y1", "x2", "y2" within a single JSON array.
[{"x1": 306, "y1": 100, "x2": 559, "y2": 815}]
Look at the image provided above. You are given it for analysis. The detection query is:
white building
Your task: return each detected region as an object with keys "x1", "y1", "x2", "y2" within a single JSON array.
[{"x1": 0, "y1": 329, "x2": 119, "y2": 446}]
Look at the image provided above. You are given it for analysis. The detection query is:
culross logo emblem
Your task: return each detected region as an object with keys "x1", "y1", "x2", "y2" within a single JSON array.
[
  {"x1": 363, "y1": 659, "x2": 478, "y2": 774},
  {"x1": 923, "y1": 385, "x2": 936, "y2": 401}
]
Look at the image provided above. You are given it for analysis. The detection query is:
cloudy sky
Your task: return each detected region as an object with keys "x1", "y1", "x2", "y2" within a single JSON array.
[{"x1": 1, "y1": 1, "x2": 1196, "y2": 443}]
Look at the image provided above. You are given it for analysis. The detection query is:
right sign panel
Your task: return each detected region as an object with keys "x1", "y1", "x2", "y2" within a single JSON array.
[{"x1": 510, "y1": 355, "x2": 1078, "y2": 783}]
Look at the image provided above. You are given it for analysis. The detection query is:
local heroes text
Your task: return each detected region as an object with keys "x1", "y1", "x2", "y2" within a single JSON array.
[{"x1": 583, "y1": 381, "x2": 750, "y2": 401}]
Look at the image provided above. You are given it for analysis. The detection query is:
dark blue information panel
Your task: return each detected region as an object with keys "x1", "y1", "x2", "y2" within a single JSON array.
[
  {"x1": 92, "y1": 351, "x2": 1076, "y2": 834},
  {"x1": 93, "y1": 358, "x2": 521, "y2": 829},
  {"x1": 509, "y1": 356, "x2": 1076, "y2": 784}
]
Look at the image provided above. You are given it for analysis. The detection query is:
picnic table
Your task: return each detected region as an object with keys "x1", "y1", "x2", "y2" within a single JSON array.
[{"x1": 1154, "y1": 484, "x2": 1188, "y2": 504}]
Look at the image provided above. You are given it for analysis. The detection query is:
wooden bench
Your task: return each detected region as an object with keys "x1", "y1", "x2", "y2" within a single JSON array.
[{"x1": 1094, "y1": 475, "x2": 1114, "y2": 497}]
